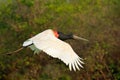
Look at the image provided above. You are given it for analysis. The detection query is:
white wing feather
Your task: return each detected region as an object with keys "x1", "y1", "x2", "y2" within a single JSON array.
[
  {"x1": 29, "y1": 45, "x2": 41, "y2": 54},
  {"x1": 24, "y1": 29, "x2": 84, "y2": 71}
]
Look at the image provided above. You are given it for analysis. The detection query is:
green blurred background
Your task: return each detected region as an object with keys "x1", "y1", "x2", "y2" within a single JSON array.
[{"x1": 0, "y1": 0, "x2": 120, "y2": 80}]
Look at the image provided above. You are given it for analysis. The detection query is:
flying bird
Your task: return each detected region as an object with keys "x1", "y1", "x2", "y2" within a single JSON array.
[{"x1": 23, "y1": 29, "x2": 88, "y2": 71}]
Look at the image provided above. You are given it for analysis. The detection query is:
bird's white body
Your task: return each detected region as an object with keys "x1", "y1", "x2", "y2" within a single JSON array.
[{"x1": 23, "y1": 29, "x2": 84, "y2": 71}]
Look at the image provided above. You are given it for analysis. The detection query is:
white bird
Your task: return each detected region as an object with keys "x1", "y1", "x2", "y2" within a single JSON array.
[{"x1": 23, "y1": 29, "x2": 88, "y2": 71}]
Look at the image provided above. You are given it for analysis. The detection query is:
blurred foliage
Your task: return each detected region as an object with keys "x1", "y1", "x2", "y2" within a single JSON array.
[{"x1": 0, "y1": 0, "x2": 120, "y2": 80}]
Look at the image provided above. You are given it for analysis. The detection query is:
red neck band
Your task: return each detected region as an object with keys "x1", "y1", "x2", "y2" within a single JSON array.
[{"x1": 53, "y1": 30, "x2": 59, "y2": 38}]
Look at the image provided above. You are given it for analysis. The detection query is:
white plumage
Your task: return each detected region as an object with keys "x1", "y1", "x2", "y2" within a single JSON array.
[{"x1": 23, "y1": 29, "x2": 84, "y2": 71}]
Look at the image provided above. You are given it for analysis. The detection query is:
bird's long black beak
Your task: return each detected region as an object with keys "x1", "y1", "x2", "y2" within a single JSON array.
[{"x1": 73, "y1": 35, "x2": 89, "y2": 42}]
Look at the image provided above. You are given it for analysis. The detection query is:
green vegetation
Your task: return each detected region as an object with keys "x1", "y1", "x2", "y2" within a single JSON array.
[{"x1": 0, "y1": 0, "x2": 120, "y2": 80}]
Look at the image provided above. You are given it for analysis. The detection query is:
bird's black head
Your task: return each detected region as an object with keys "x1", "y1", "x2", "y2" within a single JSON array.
[
  {"x1": 53, "y1": 30, "x2": 89, "y2": 41},
  {"x1": 58, "y1": 31, "x2": 73, "y2": 41}
]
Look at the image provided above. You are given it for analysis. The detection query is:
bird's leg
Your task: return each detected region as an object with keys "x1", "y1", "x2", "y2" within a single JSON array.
[{"x1": 6, "y1": 47, "x2": 24, "y2": 55}]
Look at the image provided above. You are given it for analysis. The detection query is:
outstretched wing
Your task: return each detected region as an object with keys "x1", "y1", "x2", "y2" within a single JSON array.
[{"x1": 28, "y1": 29, "x2": 84, "y2": 71}]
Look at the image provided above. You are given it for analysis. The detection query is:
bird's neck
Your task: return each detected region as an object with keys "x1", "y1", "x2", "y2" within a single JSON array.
[{"x1": 53, "y1": 30, "x2": 73, "y2": 41}]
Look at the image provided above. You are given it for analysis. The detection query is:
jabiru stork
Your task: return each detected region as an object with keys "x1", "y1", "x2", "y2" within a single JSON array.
[{"x1": 23, "y1": 29, "x2": 88, "y2": 71}]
